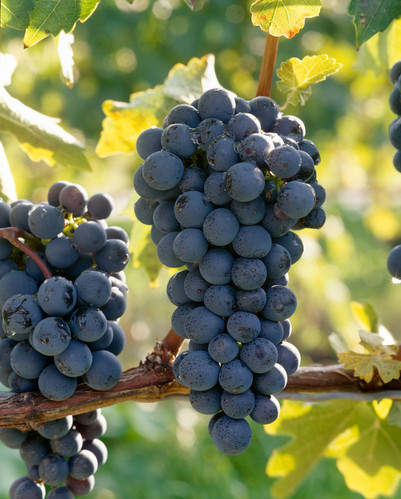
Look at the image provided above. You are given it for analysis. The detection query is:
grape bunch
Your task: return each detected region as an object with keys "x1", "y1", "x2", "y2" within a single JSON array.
[
  {"x1": 1, "y1": 409, "x2": 108, "y2": 498},
  {"x1": 0, "y1": 180, "x2": 129, "y2": 400},
  {"x1": 387, "y1": 60, "x2": 401, "y2": 279},
  {"x1": 0, "y1": 181, "x2": 129, "y2": 497},
  {"x1": 133, "y1": 87, "x2": 326, "y2": 454}
]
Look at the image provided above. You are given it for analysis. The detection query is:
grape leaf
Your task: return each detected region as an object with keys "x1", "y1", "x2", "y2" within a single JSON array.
[
  {"x1": 250, "y1": 0, "x2": 322, "y2": 38},
  {"x1": 23, "y1": 0, "x2": 100, "y2": 47},
  {"x1": 265, "y1": 400, "x2": 401, "y2": 499},
  {"x1": 351, "y1": 301, "x2": 378, "y2": 332},
  {"x1": 0, "y1": 142, "x2": 17, "y2": 202},
  {"x1": 276, "y1": 55, "x2": 342, "y2": 107},
  {"x1": 0, "y1": 53, "x2": 88, "y2": 170},
  {"x1": 97, "y1": 86, "x2": 177, "y2": 158},
  {"x1": 163, "y1": 55, "x2": 220, "y2": 104},
  {"x1": 96, "y1": 54, "x2": 220, "y2": 157},
  {"x1": 337, "y1": 331, "x2": 401, "y2": 383},
  {"x1": 0, "y1": 0, "x2": 35, "y2": 30},
  {"x1": 0, "y1": 87, "x2": 90, "y2": 170},
  {"x1": 348, "y1": 0, "x2": 401, "y2": 49}
]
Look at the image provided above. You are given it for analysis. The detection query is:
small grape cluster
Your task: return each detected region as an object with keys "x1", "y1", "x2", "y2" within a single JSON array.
[
  {"x1": 0, "y1": 181, "x2": 129, "y2": 497},
  {"x1": 0, "y1": 180, "x2": 129, "y2": 400},
  {"x1": 133, "y1": 88, "x2": 326, "y2": 454},
  {"x1": 1, "y1": 409, "x2": 107, "y2": 498},
  {"x1": 387, "y1": 60, "x2": 401, "y2": 279}
]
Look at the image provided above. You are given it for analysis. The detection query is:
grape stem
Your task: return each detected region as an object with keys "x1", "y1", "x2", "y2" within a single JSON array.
[
  {"x1": 2, "y1": 337, "x2": 401, "y2": 431},
  {"x1": 0, "y1": 227, "x2": 52, "y2": 279},
  {"x1": 256, "y1": 32, "x2": 279, "y2": 98}
]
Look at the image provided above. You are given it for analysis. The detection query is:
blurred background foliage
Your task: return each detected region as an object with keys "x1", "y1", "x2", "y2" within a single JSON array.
[{"x1": 0, "y1": 0, "x2": 400, "y2": 497}]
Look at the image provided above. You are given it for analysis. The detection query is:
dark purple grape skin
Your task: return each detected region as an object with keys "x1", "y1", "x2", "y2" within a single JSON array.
[{"x1": 59, "y1": 184, "x2": 88, "y2": 215}]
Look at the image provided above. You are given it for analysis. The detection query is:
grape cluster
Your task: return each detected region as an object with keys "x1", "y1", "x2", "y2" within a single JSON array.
[
  {"x1": 1, "y1": 409, "x2": 108, "y2": 498},
  {"x1": 387, "y1": 60, "x2": 401, "y2": 279},
  {"x1": 0, "y1": 180, "x2": 129, "y2": 400},
  {"x1": 0, "y1": 181, "x2": 129, "y2": 497},
  {"x1": 134, "y1": 88, "x2": 326, "y2": 454}
]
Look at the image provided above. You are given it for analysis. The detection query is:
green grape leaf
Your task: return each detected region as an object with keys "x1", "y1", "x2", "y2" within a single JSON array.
[
  {"x1": 0, "y1": 87, "x2": 90, "y2": 170},
  {"x1": 0, "y1": 0, "x2": 35, "y2": 30},
  {"x1": 97, "y1": 54, "x2": 220, "y2": 157},
  {"x1": 0, "y1": 142, "x2": 17, "y2": 202},
  {"x1": 266, "y1": 400, "x2": 401, "y2": 499},
  {"x1": 129, "y1": 218, "x2": 162, "y2": 284},
  {"x1": 351, "y1": 301, "x2": 379, "y2": 332},
  {"x1": 348, "y1": 0, "x2": 401, "y2": 49},
  {"x1": 276, "y1": 55, "x2": 342, "y2": 107},
  {"x1": 337, "y1": 331, "x2": 401, "y2": 383},
  {"x1": 23, "y1": 0, "x2": 100, "y2": 47},
  {"x1": 250, "y1": 0, "x2": 322, "y2": 38}
]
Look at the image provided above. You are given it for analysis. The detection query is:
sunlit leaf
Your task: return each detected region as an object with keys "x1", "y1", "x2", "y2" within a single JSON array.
[
  {"x1": 0, "y1": 53, "x2": 17, "y2": 88},
  {"x1": 97, "y1": 55, "x2": 220, "y2": 157},
  {"x1": 351, "y1": 301, "x2": 378, "y2": 332},
  {"x1": 23, "y1": 0, "x2": 100, "y2": 47},
  {"x1": 163, "y1": 54, "x2": 220, "y2": 103},
  {"x1": 337, "y1": 457, "x2": 401, "y2": 499},
  {"x1": 337, "y1": 331, "x2": 401, "y2": 383},
  {"x1": 0, "y1": 0, "x2": 35, "y2": 30},
  {"x1": 0, "y1": 142, "x2": 17, "y2": 202},
  {"x1": 58, "y1": 31, "x2": 75, "y2": 88},
  {"x1": 276, "y1": 55, "x2": 342, "y2": 107},
  {"x1": 266, "y1": 400, "x2": 401, "y2": 499},
  {"x1": 348, "y1": 0, "x2": 401, "y2": 48},
  {"x1": 250, "y1": 0, "x2": 321, "y2": 38},
  {"x1": 357, "y1": 18, "x2": 401, "y2": 74},
  {"x1": 97, "y1": 86, "x2": 177, "y2": 158},
  {"x1": 265, "y1": 401, "x2": 366, "y2": 498},
  {"x1": 0, "y1": 87, "x2": 90, "y2": 170}
]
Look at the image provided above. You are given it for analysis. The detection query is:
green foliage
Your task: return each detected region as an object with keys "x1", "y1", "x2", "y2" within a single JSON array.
[
  {"x1": 338, "y1": 331, "x2": 401, "y2": 383},
  {"x1": 276, "y1": 55, "x2": 342, "y2": 107},
  {"x1": 0, "y1": 0, "x2": 35, "y2": 30},
  {"x1": 0, "y1": 54, "x2": 89, "y2": 170},
  {"x1": 348, "y1": 0, "x2": 401, "y2": 48},
  {"x1": 266, "y1": 400, "x2": 401, "y2": 499},
  {"x1": 250, "y1": 0, "x2": 322, "y2": 38},
  {"x1": 23, "y1": 0, "x2": 100, "y2": 47}
]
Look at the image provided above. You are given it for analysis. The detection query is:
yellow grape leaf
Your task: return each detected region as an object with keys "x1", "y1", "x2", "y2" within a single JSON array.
[
  {"x1": 96, "y1": 54, "x2": 220, "y2": 157},
  {"x1": 337, "y1": 457, "x2": 401, "y2": 499},
  {"x1": 265, "y1": 400, "x2": 401, "y2": 499},
  {"x1": 276, "y1": 55, "x2": 342, "y2": 107},
  {"x1": 338, "y1": 331, "x2": 401, "y2": 383},
  {"x1": 250, "y1": 0, "x2": 321, "y2": 38},
  {"x1": 96, "y1": 85, "x2": 176, "y2": 157},
  {"x1": 351, "y1": 301, "x2": 378, "y2": 333}
]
